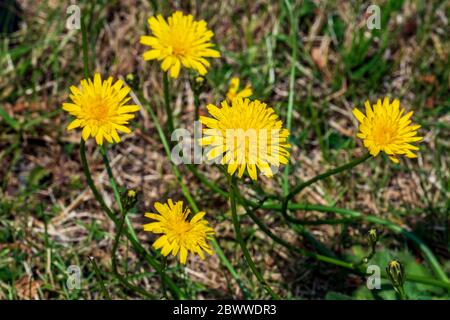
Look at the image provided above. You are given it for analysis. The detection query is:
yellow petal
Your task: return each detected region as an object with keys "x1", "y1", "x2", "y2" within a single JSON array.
[
  {"x1": 389, "y1": 156, "x2": 400, "y2": 163},
  {"x1": 179, "y1": 247, "x2": 188, "y2": 264},
  {"x1": 82, "y1": 126, "x2": 91, "y2": 141},
  {"x1": 118, "y1": 105, "x2": 140, "y2": 114},
  {"x1": 94, "y1": 73, "x2": 102, "y2": 92},
  {"x1": 153, "y1": 235, "x2": 168, "y2": 250},
  {"x1": 143, "y1": 50, "x2": 161, "y2": 60},
  {"x1": 352, "y1": 108, "x2": 366, "y2": 123},
  {"x1": 67, "y1": 119, "x2": 82, "y2": 130},
  {"x1": 161, "y1": 56, "x2": 173, "y2": 71},
  {"x1": 169, "y1": 59, "x2": 181, "y2": 78},
  {"x1": 95, "y1": 131, "x2": 104, "y2": 145},
  {"x1": 191, "y1": 212, "x2": 206, "y2": 223},
  {"x1": 247, "y1": 164, "x2": 257, "y2": 180},
  {"x1": 62, "y1": 103, "x2": 80, "y2": 113}
]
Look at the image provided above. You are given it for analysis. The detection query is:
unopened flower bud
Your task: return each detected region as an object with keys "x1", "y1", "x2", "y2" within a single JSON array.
[
  {"x1": 368, "y1": 228, "x2": 378, "y2": 249},
  {"x1": 125, "y1": 73, "x2": 139, "y2": 91},
  {"x1": 121, "y1": 189, "x2": 138, "y2": 212},
  {"x1": 192, "y1": 76, "x2": 206, "y2": 94},
  {"x1": 386, "y1": 259, "x2": 406, "y2": 291},
  {"x1": 195, "y1": 76, "x2": 204, "y2": 84}
]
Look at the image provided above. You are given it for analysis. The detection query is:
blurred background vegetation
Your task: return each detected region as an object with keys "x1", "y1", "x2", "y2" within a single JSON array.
[{"x1": 0, "y1": 0, "x2": 448, "y2": 299}]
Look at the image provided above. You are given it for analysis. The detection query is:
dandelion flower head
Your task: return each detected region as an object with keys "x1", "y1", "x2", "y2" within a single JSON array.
[
  {"x1": 62, "y1": 73, "x2": 139, "y2": 145},
  {"x1": 140, "y1": 11, "x2": 220, "y2": 78},
  {"x1": 199, "y1": 98, "x2": 291, "y2": 180},
  {"x1": 144, "y1": 199, "x2": 215, "y2": 264},
  {"x1": 353, "y1": 97, "x2": 422, "y2": 163}
]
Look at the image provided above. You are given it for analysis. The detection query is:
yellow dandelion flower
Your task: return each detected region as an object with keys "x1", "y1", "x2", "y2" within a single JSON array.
[
  {"x1": 62, "y1": 73, "x2": 139, "y2": 145},
  {"x1": 353, "y1": 97, "x2": 422, "y2": 163},
  {"x1": 144, "y1": 199, "x2": 215, "y2": 264},
  {"x1": 140, "y1": 11, "x2": 221, "y2": 78},
  {"x1": 199, "y1": 98, "x2": 291, "y2": 180},
  {"x1": 226, "y1": 77, "x2": 253, "y2": 102}
]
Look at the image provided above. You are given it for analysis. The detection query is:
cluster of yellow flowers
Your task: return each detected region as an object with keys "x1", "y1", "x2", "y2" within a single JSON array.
[{"x1": 62, "y1": 11, "x2": 422, "y2": 265}]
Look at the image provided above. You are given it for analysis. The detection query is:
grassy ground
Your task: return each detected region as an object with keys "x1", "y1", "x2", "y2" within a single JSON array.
[{"x1": 0, "y1": 0, "x2": 449, "y2": 299}]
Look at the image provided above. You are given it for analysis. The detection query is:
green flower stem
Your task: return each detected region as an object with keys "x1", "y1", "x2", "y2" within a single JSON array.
[
  {"x1": 187, "y1": 164, "x2": 228, "y2": 198},
  {"x1": 354, "y1": 247, "x2": 377, "y2": 267},
  {"x1": 236, "y1": 193, "x2": 355, "y2": 270},
  {"x1": 99, "y1": 146, "x2": 123, "y2": 211},
  {"x1": 99, "y1": 146, "x2": 139, "y2": 243},
  {"x1": 140, "y1": 95, "x2": 251, "y2": 298},
  {"x1": 88, "y1": 256, "x2": 112, "y2": 299},
  {"x1": 397, "y1": 286, "x2": 407, "y2": 300},
  {"x1": 186, "y1": 167, "x2": 361, "y2": 225},
  {"x1": 282, "y1": 0, "x2": 298, "y2": 196},
  {"x1": 193, "y1": 86, "x2": 200, "y2": 122},
  {"x1": 228, "y1": 176, "x2": 280, "y2": 300},
  {"x1": 163, "y1": 72, "x2": 175, "y2": 133},
  {"x1": 111, "y1": 205, "x2": 156, "y2": 299},
  {"x1": 99, "y1": 145, "x2": 153, "y2": 289},
  {"x1": 402, "y1": 275, "x2": 450, "y2": 290},
  {"x1": 281, "y1": 152, "x2": 371, "y2": 221},
  {"x1": 80, "y1": 16, "x2": 90, "y2": 80},
  {"x1": 160, "y1": 257, "x2": 169, "y2": 299},
  {"x1": 79, "y1": 140, "x2": 184, "y2": 299}
]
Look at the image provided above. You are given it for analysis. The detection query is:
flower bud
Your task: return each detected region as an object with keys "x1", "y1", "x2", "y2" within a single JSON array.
[
  {"x1": 386, "y1": 259, "x2": 406, "y2": 290},
  {"x1": 195, "y1": 76, "x2": 205, "y2": 84},
  {"x1": 191, "y1": 76, "x2": 206, "y2": 94},
  {"x1": 368, "y1": 228, "x2": 378, "y2": 249},
  {"x1": 125, "y1": 73, "x2": 139, "y2": 91},
  {"x1": 121, "y1": 189, "x2": 138, "y2": 212}
]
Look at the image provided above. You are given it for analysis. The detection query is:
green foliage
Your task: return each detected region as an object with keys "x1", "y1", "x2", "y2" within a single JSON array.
[{"x1": 352, "y1": 249, "x2": 448, "y2": 300}]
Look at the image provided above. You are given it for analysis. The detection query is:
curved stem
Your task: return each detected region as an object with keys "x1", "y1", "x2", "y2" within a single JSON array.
[
  {"x1": 281, "y1": 152, "x2": 371, "y2": 220},
  {"x1": 397, "y1": 286, "x2": 407, "y2": 300},
  {"x1": 111, "y1": 206, "x2": 156, "y2": 299},
  {"x1": 187, "y1": 164, "x2": 228, "y2": 198},
  {"x1": 237, "y1": 193, "x2": 354, "y2": 269},
  {"x1": 228, "y1": 176, "x2": 280, "y2": 300},
  {"x1": 99, "y1": 146, "x2": 122, "y2": 211},
  {"x1": 282, "y1": 0, "x2": 298, "y2": 196},
  {"x1": 160, "y1": 257, "x2": 169, "y2": 299},
  {"x1": 100, "y1": 146, "x2": 139, "y2": 243},
  {"x1": 80, "y1": 16, "x2": 90, "y2": 80},
  {"x1": 286, "y1": 152, "x2": 371, "y2": 200},
  {"x1": 88, "y1": 257, "x2": 112, "y2": 299},
  {"x1": 193, "y1": 87, "x2": 200, "y2": 122},
  {"x1": 163, "y1": 72, "x2": 174, "y2": 133},
  {"x1": 80, "y1": 140, "x2": 116, "y2": 222}
]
